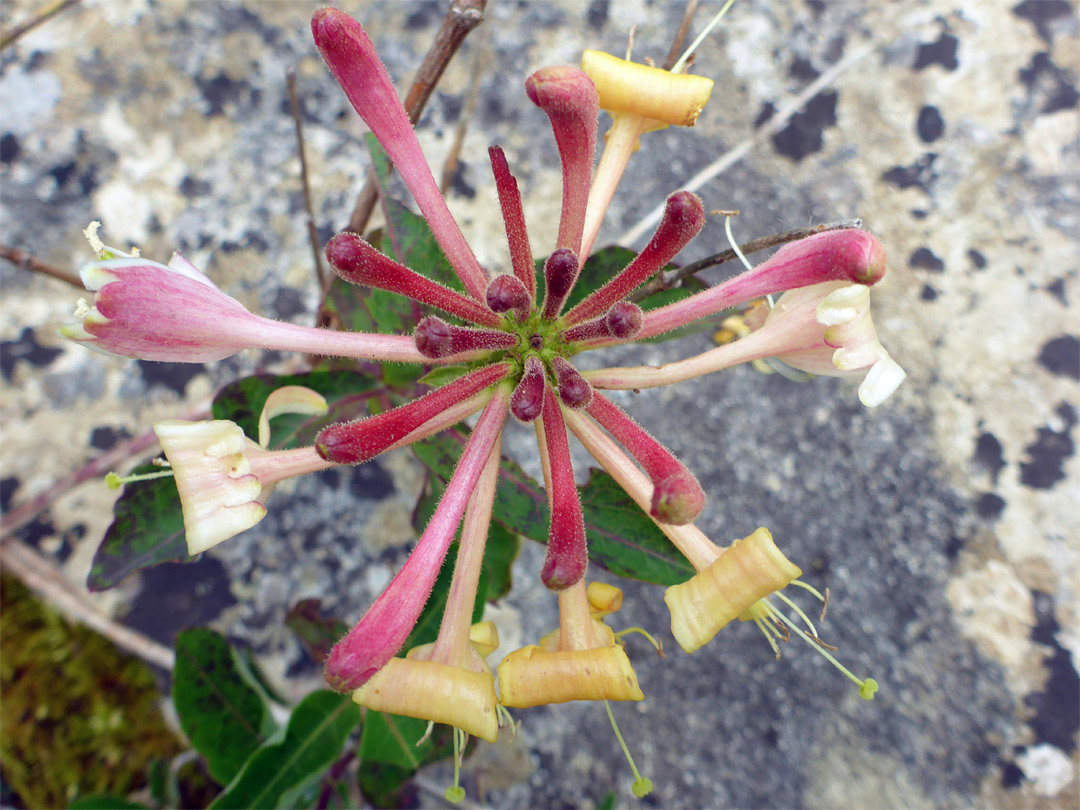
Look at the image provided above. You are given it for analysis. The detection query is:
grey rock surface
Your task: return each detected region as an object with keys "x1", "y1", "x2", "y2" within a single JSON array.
[{"x1": 1, "y1": 0, "x2": 1077, "y2": 808}]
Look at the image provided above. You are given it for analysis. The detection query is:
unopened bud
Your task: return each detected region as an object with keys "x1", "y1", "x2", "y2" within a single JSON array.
[
  {"x1": 486, "y1": 273, "x2": 530, "y2": 316},
  {"x1": 542, "y1": 248, "x2": 580, "y2": 320},
  {"x1": 605, "y1": 301, "x2": 643, "y2": 339},
  {"x1": 650, "y1": 472, "x2": 706, "y2": 526},
  {"x1": 552, "y1": 357, "x2": 593, "y2": 409},
  {"x1": 414, "y1": 317, "x2": 516, "y2": 360},
  {"x1": 511, "y1": 356, "x2": 546, "y2": 422}
]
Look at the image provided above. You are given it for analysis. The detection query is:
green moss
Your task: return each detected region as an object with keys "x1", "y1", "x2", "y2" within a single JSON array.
[{"x1": 0, "y1": 576, "x2": 181, "y2": 808}]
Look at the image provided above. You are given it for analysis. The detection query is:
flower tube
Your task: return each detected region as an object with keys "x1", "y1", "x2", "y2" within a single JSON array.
[
  {"x1": 324, "y1": 384, "x2": 511, "y2": 692},
  {"x1": 61, "y1": 253, "x2": 429, "y2": 364}
]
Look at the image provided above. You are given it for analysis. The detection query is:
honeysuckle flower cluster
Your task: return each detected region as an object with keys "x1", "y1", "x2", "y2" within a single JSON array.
[{"x1": 63, "y1": 7, "x2": 902, "y2": 799}]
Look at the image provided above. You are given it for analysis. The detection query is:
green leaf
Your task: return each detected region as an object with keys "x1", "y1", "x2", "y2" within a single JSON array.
[
  {"x1": 211, "y1": 370, "x2": 380, "y2": 449},
  {"x1": 358, "y1": 711, "x2": 433, "y2": 770},
  {"x1": 68, "y1": 797, "x2": 148, "y2": 809},
  {"x1": 87, "y1": 464, "x2": 188, "y2": 591},
  {"x1": 173, "y1": 628, "x2": 273, "y2": 786},
  {"x1": 578, "y1": 468, "x2": 695, "y2": 586},
  {"x1": 210, "y1": 691, "x2": 360, "y2": 810},
  {"x1": 286, "y1": 599, "x2": 349, "y2": 665},
  {"x1": 356, "y1": 722, "x2": 455, "y2": 808},
  {"x1": 414, "y1": 431, "x2": 693, "y2": 586}
]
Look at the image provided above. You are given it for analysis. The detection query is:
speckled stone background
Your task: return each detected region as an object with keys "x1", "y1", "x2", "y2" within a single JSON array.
[{"x1": 1, "y1": 0, "x2": 1077, "y2": 808}]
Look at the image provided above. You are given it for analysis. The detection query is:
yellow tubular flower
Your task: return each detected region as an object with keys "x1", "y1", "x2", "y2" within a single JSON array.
[
  {"x1": 664, "y1": 527, "x2": 802, "y2": 653},
  {"x1": 581, "y1": 50, "x2": 714, "y2": 127}
]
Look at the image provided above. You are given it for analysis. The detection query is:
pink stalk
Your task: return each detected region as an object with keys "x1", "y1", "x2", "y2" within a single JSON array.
[
  {"x1": 563, "y1": 408, "x2": 720, "y2": 571},
  {"x1": 326, "y1": 233, "x2": 502, "y2": 328},
  {"x1": 525, "y1": 66, "x2": 599, "y2": 255},
  {"x1": 485, "y1": 274, "x2": 531, "y2": 320},
  {"x1": 539, "y1": 385, "x2": 587, "y2": 591},
  {"x1": 510, "y1": 355, "x2": 546, "y2": 423},
  {"x1": 636, "y1": 229, "x2": 887, "y2": 341},
  {"x1": 489, "y1": 146, "x2": 536, "y2": 298},
  {"x1": 541, "y1": 248, "x2": 580, "y2": 320},
  {"x1": 247, "y1": 446, "x2": 335, "y2": 486},
  {"x1": 311, "y1": 8, "x2": 489, "y2": 300},
  {"x1": 414, "y1": 317, "x2": 517, "y2": 360},
  {"x1": 551, "y1": 357, "x2": 593, "y2": 409},
  {"x1": 324, "y1": 385, "x2": 511, "y2": 691},
  {"x1": 586, "y1": 393, "x2": 704, "y2": 525},
  {"x1": 429, "y1": 432, "x2": 502, "y2": 668},
  {"x1": 562, "y1": 301, "x2": 642, "y2": 343},
  {"x1": 562, "y1": 191, "x2": 705, "y2": 326},
  {"x1": 316, "y1": 362, "x2": 510, "y2": 464}
]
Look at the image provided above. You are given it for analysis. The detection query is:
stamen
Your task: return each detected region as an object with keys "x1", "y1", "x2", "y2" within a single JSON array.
[
  {"x1": 496, "y1": 704, "x2": 519, "y2": 740},
  {"x1": 753, "y1": 615, "x2": 782, "y2": 659},
  {"x1": 105, "y1": 469, "x2": 175, "y2": 490},
  {"x1": 444, "y1": 727, "x2": 467, "y2": 804},
  {"x1": 613, "y1": 626, "x2": 665, "y2": 656},
  {"x1": 604, "y1": 700, "x2": 653, "y2": 798},
  {"x1": 326, "y1": 233, "x2": 502, "y2": 327},
  {"x1": 414, "y1": 317, "x2": 517, "y2": 360},
  {"x1": 670, "y1": 0, "x2": 739, "y2": 74},
  {"x1": 774, "y1": 590, "x2": 819, "y2": 638},
  {"x1": 511, "y1": 356, "x2": 547, "y2": 423}
]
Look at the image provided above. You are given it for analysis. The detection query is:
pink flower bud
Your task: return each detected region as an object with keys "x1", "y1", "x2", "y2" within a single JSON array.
[
  {"x1": 605, "y1": 301, "x2": 643, "y2": 339},
  {"x1": 316, "y1": 362, "x2": 510, "y2": 464},
  {"x1": 539, "y1": 385, "x2": 587, "y2": 591},
  {"x1": 488, "y1": 146, "x2": 536, "y2": 298},
  {"x1": 552, "y1": 357, "x2": 593, "y2": 409},
  {"x1": 564, "y1": 191, "x2": 704, "y2": 326},
  {"x1": 414, "y1": 316, "x2": 516, "y2": 360},
  {"x1": 326, "y1": 233, "x2": 501, "y2": 327},
  {"x1": 485, "y1": 274, "x2": 530, "y2": 316},
  {"x1": 541, "y1": 248, "x2": 580, "y2": 320},
  {"x1": 525, "y1": 66, "x2": 598, "y2": 254},
  {"x1": 510, "y1": 356, "x2": 546, "y2": 422}
]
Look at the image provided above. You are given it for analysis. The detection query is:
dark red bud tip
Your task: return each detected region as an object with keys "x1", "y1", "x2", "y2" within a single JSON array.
[
  {"x1": 324, "y1": 651, "x2": 378, "y2": 693},
  {"x1": 315, "y1": 424, "x2": 345, "y2": 462},
  {"x1": 511, "y1": 357, "x2": 546, "y2": 422},
  {"x1": 542, "y1": 248, "x2": 580, "y2": 319},
  {"x1": 605, "y1": 301, "x2": 643, "y2": 339},
  {"x1": 486, "y1": 274, "x2": 530, "y2": 313},
  {"x1": 525, "y1": 65, "x2": 597, "y2": 114},
  {"x1": 415, "y1": 317, "x2": 453, "y2": 358},
  {"x1": 661, "y1": 191, "x2": 706, "y2": 239},
  {"x1": 650, "y1": 472, "x2": 706, "y2": 525},
  {"x1": 552, "y1": 357, "x2": 593, "y2": 409},
  {"x1": 854, "y1": 231, "x2": 887, "y2": 285},
  {"x1": 325, "y1": 232, "x2": 372, "y2": 279},
  {"x1": 540, "y1": 546, "x2": 587, "y2": 591}
]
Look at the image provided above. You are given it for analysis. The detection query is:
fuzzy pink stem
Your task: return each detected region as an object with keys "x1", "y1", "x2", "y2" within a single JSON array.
[
  {"x1": 586, "y1": 393, "x2": 704, "y2": 525},
  {"x1": 311, "y1": 8, "x2": 489, "y2": 300},
  {"x1": 636, "y1": 229, "x2": 887, "y2": 341},
  {"x1": 316, "y1": 362, "x2": 510, "y2": 464},
  {"x1": 525, "y1": 66, "x2": 599, "y2": 255},
  {"x1": 326, "y1": 233, "x2": 501, "y2": 327},
  {"x1": 414, "y1": 317, "x2": 517, "y2": 360},
  {"x1": 247, "y1": 446, "x2": 335, "y2": 486},
  {"x1": 539, "y1": 385, "x2": 587, "y2": 591},
  {"x1": 563, "y1": 191, "x2": 705, "y2": 326},
  {"x1": 489, "y1": 146, "x2": 536, "y2": 298},
  {"x1": 324, "y1": 385, "x2": 510, "y2": 691}
]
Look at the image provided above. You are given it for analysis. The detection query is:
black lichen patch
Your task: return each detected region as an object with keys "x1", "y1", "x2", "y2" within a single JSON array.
[
  {"x1": 920, "y1": 284, "x2": 939, "y2": 301},
  {"x1": 754, "y1": 100, "x2": 777, "y2": 128},
  {"x1": 1019, "y1": 402, "x2": 1076, "y2": 489},
  {"x1": 0, "y1": 133, "x2": 20, "y2": 165},
  {"x1": 916, "y1": 105, "x2": 945, "y2": 143},
  {"x1": 89, "y1": 425, "x2": 130, "y2": 451},
  {"x1": 975, "y1": 493, "x2": 1005, "y2": 520},
  {"x1": 910, "y1": 246, "x2": 945, "y2": 272},
  {"x1": 914, "y1": 32, "x2": 959, "y2": 71},
  {"x1": 974, "y1": 432, "x2": 1006, "y2": 482},
  {"x1": 1000, "y1": 759, "x2": 1024, "y2": 788},
  {"x1": 968, "y1": 249, "x2": 987, "y2": 269},
  {"x1": 271, "y1": 286, "x2": 306, "y2": 320},
  {"x1": 1027, "y1": 591, "x2": 1080, "y2": 753},
  {"x1": 0, "y1": 477, "x2": 19, "y2": 511},
  {"x1": 1037, "y1": 336, "x2": 1079, "y2": 380},
  {"x1": 196, "y1": 72, "x2": 262, "y2": 117},
  {"x1": 405, "y1": 1, "x2": 441, "y2": 29},
  {"x1": 348, "y1": 460, "x2": 395, "y2": 501},
  {"x1": 1019, "y1": 52, "x2": 1080, "y2": 116},
  {"x1": 0, "y1": 328, "x2": 64, "y2": 381},
  {"x1": 1013, "y1": 0, "x2": 1075, "y2": 44},
  {"x1": 789, "y1": 56, "x2": 819, "y2": 80},
  {"x1": 883, "y1": 152, "x2": 938, "y2": 192},
  {"x1": 123, "y1": 556, "x2": 238, "y2": 647},
  {"x1": 449, "y1": 161, "x2": 477, "y2": 199},
  {"x1": 137, "y1": 360, "x2": 205, "y2": 395},
  {"x1": 587, "y1": 0, "x2": 610, "y2": 29},
  {"x1": 771, "y1": 91, "x2": 837, "y2": 161},
  {"x1": 179, "y1": 175, "x2": 212, "y2": 198},
  {"x1": 1046, "y1": 278, "x2": 1068, "y2": 305}
]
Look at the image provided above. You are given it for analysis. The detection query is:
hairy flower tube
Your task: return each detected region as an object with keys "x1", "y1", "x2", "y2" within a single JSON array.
[{"x1": 63, "y1": 7, "x2": 903, "y2": 798}]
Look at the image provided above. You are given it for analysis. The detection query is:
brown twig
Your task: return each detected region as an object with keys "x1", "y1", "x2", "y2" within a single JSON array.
[
  {"x1": 342, "y1": 0, "x2": 488, "y2": 238},
  {"x1": 0, "y1": 538, "x2": 176, "y2": 670},
  {"x1": 439, "y1": 27, "x2": 489, "y2": 195},
  {"x1": 663, "y1": 0, "x2": 700, "y2": 70},
  {"x1": 630, "y1": 219, "x2": 862, "y2": 302},
  {"x1": 1, "y1": 244, "x2": 83, "y2": 288},
  {"x1": 287, "y1": 70, "x2": 327, "y2": 289},
  {"x1": 0, "y1": 0, "x2": 80, "y2": 50},
  {"x1": 0, "y1": 402, "x2": 210, "y2": 543}
]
